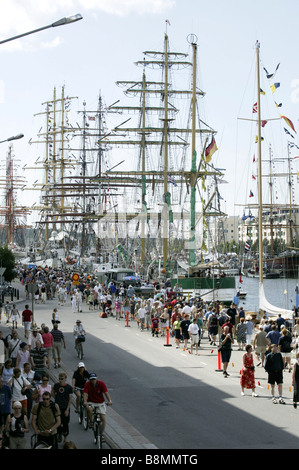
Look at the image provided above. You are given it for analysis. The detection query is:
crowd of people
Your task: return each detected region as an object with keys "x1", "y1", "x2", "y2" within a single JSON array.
[{"x1": 0, "y1": 264, "x2": 299, "y2": 448}]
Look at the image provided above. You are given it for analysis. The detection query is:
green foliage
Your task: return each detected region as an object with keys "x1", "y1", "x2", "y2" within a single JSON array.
[{"x1": 0, "y1": 245, "x2": 16, "y2": 282}]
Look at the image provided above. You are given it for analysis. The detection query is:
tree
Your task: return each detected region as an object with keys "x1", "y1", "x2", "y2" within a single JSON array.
[{"x1": 0, "y1": 245, "x2": 16, "y2": 282}]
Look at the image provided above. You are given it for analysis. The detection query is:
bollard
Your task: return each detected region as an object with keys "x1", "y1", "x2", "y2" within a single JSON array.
[
  {"x1": 215, "y1": 350, "x2": 223, "y2": 372},
  {"x1": 125, "y1": 310, "x2": 130, "y2": 327},
  {"x1": 164, "y1": 327, "x2": 172, "y2": 347}
]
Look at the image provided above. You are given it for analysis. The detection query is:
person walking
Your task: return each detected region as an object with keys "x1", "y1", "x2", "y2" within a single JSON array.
[
  {"x1": 253, "y1": 325, "x2": 268, "y2": 367},
  {"x1": 31, "y1": 391, "x2": 61, "y2": 449},
  {"x1": 22, "y1": 305, "x2": 33, "y2": 339},
  {"x1": 188, "y1": 318, "x2": 200, "y2": 355},
  {"x1": 240, "y1": 344, "x2": 258, "y2": 397},
  {"x1": 219, "y1": 325, "x2": 234, "y2": 378},
  {"x1": 52, "y1": 372, "x2": 73, "y2": 445},
  {"x1": 51, "y1": 323, "x2": 66, "y2": 369},
  {"x1": 236, "y1": 317, "x2": 247, "y2": 350},
  {"x1": 4, "y1": 401, "x2": 29, "y2": 449},
  {"x1": 10, "y1": 305, "x2": 20, "y2": 330},
  {"x1": 264, "y1": 343, "x2": 285, "y2": 404},
  {"x1": 42, "y1": 327, "x2": 54, "y2": 369},
  {"x1": 245, "y1": 316, "x2": 255, "y2": 345},
  {"x1": 278, "y1": 328, "x2": 293, "y2": 373}
]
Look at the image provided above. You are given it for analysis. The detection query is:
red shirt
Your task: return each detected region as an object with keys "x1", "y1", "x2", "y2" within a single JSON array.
[
  {"x1": 22, "y1": 309, "x2": 33, "y2": 322},
  {"x1": 83, "y1": 380, "x2": 108, "y2": 403}
]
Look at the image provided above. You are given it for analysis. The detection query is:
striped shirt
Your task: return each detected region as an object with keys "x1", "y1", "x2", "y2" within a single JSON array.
[{"x1": 50, "y1": 328, "x2": 64, "y2": 343}]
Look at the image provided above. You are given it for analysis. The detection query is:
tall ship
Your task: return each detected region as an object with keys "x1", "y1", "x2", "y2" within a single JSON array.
[{"x1": 24, "y1": 29, "x2": 236, "y2": 303}]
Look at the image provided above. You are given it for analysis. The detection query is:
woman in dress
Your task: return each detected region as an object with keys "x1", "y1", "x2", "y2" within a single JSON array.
[
  {"x1": 240, "y1": 344, "x2": 258, "y2": 397},
  {"x1": 236, "y1": 317, "x2": 247, "y2": 350}
]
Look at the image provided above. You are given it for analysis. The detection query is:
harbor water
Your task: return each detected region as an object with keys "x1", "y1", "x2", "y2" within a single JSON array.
[{"x1": 235, "y1": 276, "x2": 298, "y2": 313}]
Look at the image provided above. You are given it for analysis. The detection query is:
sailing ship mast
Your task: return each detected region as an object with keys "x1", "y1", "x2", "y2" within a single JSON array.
[
  {"x1": 255, "y1": 41, "x2": 293, "y2": 318},
  {"x1": 101, "y1": 32, "x2": 222, "y2": 275}
]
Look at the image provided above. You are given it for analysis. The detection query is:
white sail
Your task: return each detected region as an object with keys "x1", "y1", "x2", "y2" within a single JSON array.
[{"x1": 259, "y1": 282, "x2": 293, "y2": 319}]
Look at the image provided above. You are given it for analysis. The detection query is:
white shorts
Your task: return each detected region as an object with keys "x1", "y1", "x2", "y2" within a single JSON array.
[
  {"x1": 190, "y1": 334, "x2": 199, "y2": 345},
  {"x1": 88, "y1": 402, "x2": 106, "y2": 415},
  {"x1": 24, "y1": 321, "x2": 31, "y2": 330}
]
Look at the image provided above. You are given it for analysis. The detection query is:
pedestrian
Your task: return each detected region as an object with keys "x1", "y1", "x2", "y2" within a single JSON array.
[
  {"x1": 114, "y1": 298, "x2": 122, "y2": 321},
  {"x1": 31, "y1": 391, "x2": 61, "y2": 449},
  {"x1": 51, "y1": 308, "x2": 60, "y2": 325},
  {"x1": 22, "y1": 362, "x2": 40, "y2": 420},
  {"x1": 28, "y1": 327, "x2": 44, "y2": 352},
  {"x1": 52, "y1": 372, "x2": 73, "y2": 445},
  {"x1": 137, "y1": 303, "x2": 146, "y2": 331},
  {"x1": 240, "y1": 344, "x2": 258, "y2": 397},
  {"x1": 32, "y1": 373, "x2": 52, "y2": 403},
  {"x1": 30, "y1": 340, "x2": 48, "y2": 377},
  {"x1": 264, "y1": 343, "x2": 285, "y2": 404},
  {"x1": 51, "y1": 323, "x2": 66, "y2": 369},
  {"x1": 16, "y1": 342, "x2": 30, "y2": 372},
  {"x1": 253, "y1": 325, "x2": 268, "y2": 367},
  {"x1": 266, "y1": 324, "x2": 281, "y2": 346},
  {"x1": 180, "y1": 314, "x2": 191, "y2": 351},
  {"x1": 219, "y1": 325, "x2": 234, "y2": 378},
  {"x1": 22, "y1": 305, "x2": 33, "y2": 339},
  {"x1": 188, "y1": 318, "x2": 200, "y2": 355},
  {"x1": 42, "y1": 326, "x2": 54, "y2": 369},
  {"x1": 1, "y1": 359, "x2": 13, "y2": 385},
  {"x1": 71, "y1": 292, "x2": 77, "y2": 313},
  {"x1": 76, "y1": 289, "x2": 83, "y2": 313},
  {"x1": 4, "y1": 401, "x2": 29, "y2": 449},
  {"x1": 0, "y1": 376, "x2": 12, "y2": 435},
  {"x1": 236, "y1": 317, "x2": 247, "y2": 350},
  {"x1": 172, "y1": 317, "x2": 182, "y2": 348},
  {"x1": 0, "y1": 331, "x2": 5, "y2": 368},
  {"x1": 292, "y1": 352, "x2": 299, "y2": 408},
  {"x1": 278, "y1": 328, "x2": 293, "y2": 373},
  {"x1": 10, "y1": 305, "x2": 20, "y2": 330},
  {"x1": 245, "y1": 316, "x2": 255, "y2": 345},
  {"x1": 7, "y1": 367, "x2": 32, "y2": 415},
  {"x1": 7, "y1": 330, "x2": 21, "y2": 367},
  {"x1": 207, "y1": 309, "x2": 218, "y2": 346},
  {"x1": 151, "y1": 314, "x2": 159, "y2": 337}
]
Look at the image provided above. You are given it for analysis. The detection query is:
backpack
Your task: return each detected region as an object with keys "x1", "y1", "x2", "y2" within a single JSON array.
[
  {"x1": 36, "y1": 401, "x2": 58, "y2": 426},
  {"x1": 210, "y1": 314, "x2": 218, "y2": 327}
]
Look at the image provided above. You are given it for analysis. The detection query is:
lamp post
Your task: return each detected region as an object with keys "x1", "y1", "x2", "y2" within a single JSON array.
[
  {"x1": 0, "y1": 14, "x2": 83, "y2": 45},
  {"x1": 0, "y1": 133, "x2": 24, "y2": 144}
]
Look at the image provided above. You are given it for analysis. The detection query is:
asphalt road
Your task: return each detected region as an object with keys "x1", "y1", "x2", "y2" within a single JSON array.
[{"x1": 4, "y1": 283, "x2": 299, "y2": 449}]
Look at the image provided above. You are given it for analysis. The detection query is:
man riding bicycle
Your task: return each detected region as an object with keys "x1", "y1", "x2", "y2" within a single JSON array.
[{"x1": 83, "y1": 373, "x2": 112, "y2": 440}]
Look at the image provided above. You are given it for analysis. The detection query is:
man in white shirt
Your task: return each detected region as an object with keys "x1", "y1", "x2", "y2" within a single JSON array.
[
  {"x1": 182, "y1": 302, "x2": 192, "y2": 316},
  {"x1": 188, "y1": 318, "x2": 200, "y2": 355},
  {"x1": 137, "y1": 304, "x2": 146, "y2": 331}
]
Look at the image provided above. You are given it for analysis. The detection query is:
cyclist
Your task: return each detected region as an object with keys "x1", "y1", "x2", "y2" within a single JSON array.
[
  {"x1": 72, "y1": 362, "x2": 90, "y2": 413},
  {"x1": 73, "y1": 320, "x2": 86, "y2": 349},
  {"x1": 83, "y1": 373, "x2": 112, "y2": 440}
]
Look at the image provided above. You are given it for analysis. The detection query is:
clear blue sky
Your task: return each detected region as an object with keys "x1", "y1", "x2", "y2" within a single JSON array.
[{"x1": 0, "y1": 0, "x2": 298, "y2": 225}]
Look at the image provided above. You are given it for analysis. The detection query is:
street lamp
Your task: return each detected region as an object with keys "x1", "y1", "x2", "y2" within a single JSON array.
[
  {"x1": 0, "y1": 13, "x2": 83, "y2": 45},
  {"x1": 0, "y1": 133, "x2": 24, "y2": 144}
]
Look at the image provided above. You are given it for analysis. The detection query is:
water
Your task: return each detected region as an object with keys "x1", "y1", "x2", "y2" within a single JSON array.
[{"x1": 235, "y1": 276, "x2": 298, "y2": 312}]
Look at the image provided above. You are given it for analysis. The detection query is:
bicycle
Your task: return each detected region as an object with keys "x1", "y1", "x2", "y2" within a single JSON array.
[
  {"x1": 76, "y1": 388, "x2": 85, "y2": 425},
  {"x1": 75, "y1": 335, "x2": 85, "y2": 360},
  {"x1": 83, "y1": 402, "x2": 109, "y2": 449}
]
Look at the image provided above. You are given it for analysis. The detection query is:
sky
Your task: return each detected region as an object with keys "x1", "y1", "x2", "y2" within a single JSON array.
[{"x1": 0, "y1": 0, "x2": 299, "y2": 228}]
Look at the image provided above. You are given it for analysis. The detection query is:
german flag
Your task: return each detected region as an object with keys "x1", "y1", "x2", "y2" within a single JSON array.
[{"x1": 205, "y1": 136, "x2": 217, "y2": 163}]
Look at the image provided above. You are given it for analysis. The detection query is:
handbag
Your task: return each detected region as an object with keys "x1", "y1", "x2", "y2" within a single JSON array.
[{"x1": 77, "y1": 335, "x2": 85, "y2": 343}]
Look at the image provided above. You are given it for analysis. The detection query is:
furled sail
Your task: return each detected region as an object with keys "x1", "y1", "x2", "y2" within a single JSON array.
[{"x1": 259, "y1": 282, "x2": 293, "y2": 319}]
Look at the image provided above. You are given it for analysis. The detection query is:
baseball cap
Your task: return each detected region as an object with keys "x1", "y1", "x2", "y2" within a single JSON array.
[
  {"x1": 78, "y1": 362, "x2": 85, "y2": 368},
  {"x1": 89, "y1": 373, "x2": 97, "y2": 380}
]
